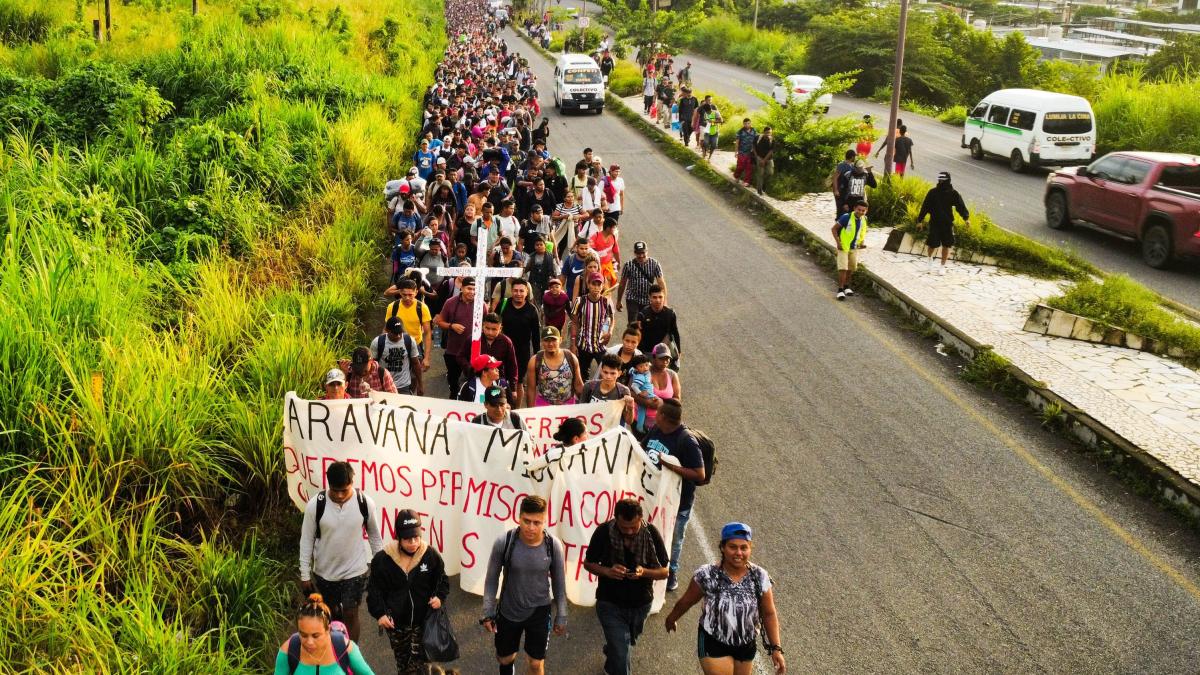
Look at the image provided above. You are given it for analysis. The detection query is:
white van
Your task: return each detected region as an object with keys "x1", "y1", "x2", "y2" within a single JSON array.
[
  {"x1": 961, "y1": 88, "x2": 1096, "y2": 172},
  {"x1": 553, "y1": 54, "x2": 604, "y2": 114}
]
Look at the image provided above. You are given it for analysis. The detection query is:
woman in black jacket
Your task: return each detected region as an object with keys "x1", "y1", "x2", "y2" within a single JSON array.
[{"x1": 367, "y1": 509, "x2": 450, "y2": 675}]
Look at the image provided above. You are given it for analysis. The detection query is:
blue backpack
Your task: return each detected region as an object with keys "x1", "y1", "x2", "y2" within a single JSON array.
[{"x1": 287, "y1": 622, "x2": 353, "y2": 674}]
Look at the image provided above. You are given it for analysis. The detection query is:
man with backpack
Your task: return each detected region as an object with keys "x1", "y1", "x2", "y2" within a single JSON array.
[
  {"x1": 643, "y1": 399, "x2": 707, "y2": 591},
  {"x1": 482, "y1": 495, "x2": 568, "y2": 675},
  {"x1": 616, "y1": 241, "x2": 666, "y2": 325},
  {"x1": 370, "y1": 318, "x2": 424, "y2": 396},
  {"x1": 384, "y1": 279, "x2": 433, "y2": 370},
  {"x1": 298, "y1": 461, "x2": 384, "y2": 642},
  {"x1": 583, "y1": 497, "x2": 670, "y2": 675}
]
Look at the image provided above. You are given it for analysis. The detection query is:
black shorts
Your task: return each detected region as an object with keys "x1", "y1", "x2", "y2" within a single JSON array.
[
  {"x1": 697, "y1": 628, "x2": 757, "y2": 662},
  {"x1": 927, "y1": 222, "x2": 955, "y2": 249},
  {"x1": 313, "y1": 573, "x2": 369, "y2": 617},
  {"x1": 495, "y1": 604, "x2": 552, "y2": 660}
]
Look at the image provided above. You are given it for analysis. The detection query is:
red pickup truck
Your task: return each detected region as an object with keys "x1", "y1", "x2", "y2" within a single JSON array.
[{"x1": 1044, "y1": 151, "x2": 1200, "y2": 269}]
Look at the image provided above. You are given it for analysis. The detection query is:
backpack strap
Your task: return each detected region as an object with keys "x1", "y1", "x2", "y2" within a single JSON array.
[
  {"x1": 330, "y1": 630, "x2": 353, "y2": 673},
  {"x1": 286, "y1": 633, "x2": 302, "y2": 675},
  {"x1": 357, "y1": 490, "x2": 369, "y2": 531},
  {"x1": 314, "y1": 491, "x2": 327, "y2": 540},
  {"x1": 374, "y1": 333, "x2": 387, "y2": 364}
]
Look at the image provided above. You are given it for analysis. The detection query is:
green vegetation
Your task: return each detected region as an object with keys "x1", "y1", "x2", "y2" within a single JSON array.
[
  {"x1": 597, "y1": 0, "x2": 705, "y2": 59},
  {"x1": 1091, "y1": 73, "x2": 1200, "y2": 155},
  {"x1": 1143, "y1": 34, "x2": 1200, "y2": 81},
  {"x1": 1045, "y1": 276, "x2": 1200, "y2": 365},
  {"x1": 0, "y1": 0, "x2": 442, "y2": 669},
  {"x1": 608, "y1": 59, "x2": 643, "y2": 96},
  {"x1": 684, "y1": 13, "x2": 806, "y2": 74},
  {"x1": 0, "y1": 0, "x2": 51, "y2": 44},
  {"x1": 751, "y1": 74, "x2": 862, "y2": 195},
  {"x1": 548, "y1": 26, "x2": 605, "y2": 52},
  {"x1": 872, "y1": 174, "x2": 1098, "y2": 280},
  {"x1": 961, "y1": 348, "x2": 1023, "y2": 395}
]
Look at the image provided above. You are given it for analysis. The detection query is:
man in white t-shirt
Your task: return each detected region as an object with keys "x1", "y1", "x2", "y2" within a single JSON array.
[{"x1": 602, "y1": 164, "x2": 626, "y2": 222}]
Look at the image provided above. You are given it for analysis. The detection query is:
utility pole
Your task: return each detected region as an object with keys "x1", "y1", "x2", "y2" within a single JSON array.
[
  {"x1": 883, "y1": 0, "x2": 910, "y2": 177},
  {"x1": 753, "y1": 0, "x2": 760, "y2": 30}
]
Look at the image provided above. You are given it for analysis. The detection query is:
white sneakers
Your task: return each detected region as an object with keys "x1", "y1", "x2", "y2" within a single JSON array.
[
  {"x1": 938, "y1": 265, "x2": 947, "y2": 276},
  {"x1": 836, "y1": 289, "x2": 846, "y2": 301}
]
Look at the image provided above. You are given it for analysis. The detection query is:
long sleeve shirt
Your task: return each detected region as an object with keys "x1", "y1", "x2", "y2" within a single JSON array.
[
  {"x1": 917, "y1": 184, "x2": 969, "y2": 228},
  {"x1": 298, "y1": 490, "x2": 384, "y2": 582},
  {"x1": 636, "y1": 305, "x2": 681, "y2": 353},
  {"x1": 483, "y1": 532, "x2": 568, "y2": 626}
]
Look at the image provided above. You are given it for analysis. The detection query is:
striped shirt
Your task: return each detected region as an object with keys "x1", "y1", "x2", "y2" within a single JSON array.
[
  {"x1": 620, "y1": 258, "x2": 663, "y2": 305},
  {"x1": 571, "y1": 294, "x2": 613, "y2": 353}
]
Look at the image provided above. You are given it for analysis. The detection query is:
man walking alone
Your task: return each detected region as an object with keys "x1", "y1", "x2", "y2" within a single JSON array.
[{"x1": 917, "y1": 171, "x2": 968, "y2": 274}]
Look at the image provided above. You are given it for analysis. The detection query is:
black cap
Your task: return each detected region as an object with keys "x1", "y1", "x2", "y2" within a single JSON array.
[
  {"x1": 386, "y1": 317, "x2": 404, "y2": 333},
  {"x1": 351, "y1": 346, "x2": 371, "y2": 366},
  {"x1": 395, "y1": 509, "x2": 422, "y2": 539},
  {"x1": 484, "y1": 386, "x2": 507, "y2": 406}
]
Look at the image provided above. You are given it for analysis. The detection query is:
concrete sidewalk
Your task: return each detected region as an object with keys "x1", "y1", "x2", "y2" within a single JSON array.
[{"x1": 622, "y1": 95, "x2": 1200, "y2": 503}]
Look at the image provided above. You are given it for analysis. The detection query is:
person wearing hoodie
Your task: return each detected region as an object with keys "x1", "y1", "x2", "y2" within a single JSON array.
[
  {"x1": 367, "y1": 510, "x2": 450, "y2": 675},
  {"x1": 916, "y1": 171, "x2": 969, "y2": 274}
]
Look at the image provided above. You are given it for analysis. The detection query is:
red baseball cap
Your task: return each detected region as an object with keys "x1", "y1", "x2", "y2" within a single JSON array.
[{"x1": 471, "y1": 354, "x2": 502, "y2": 372}]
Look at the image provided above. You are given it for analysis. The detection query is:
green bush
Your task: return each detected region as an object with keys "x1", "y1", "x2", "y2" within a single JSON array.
[
  {"x1": 0, "y1": 0, "x2": 51, "y2": 44},
  {"x1": 749, "y1": 73, "x2": 862, "y2": 194},
  {"x1": 1091, "y1": 73, "x2": 1200, "y2": 155},
  {"x1": 1044, "y1": 276, "x2": 1200, "y2": 365},
  {"x1": 608, "y1": 59, "x2": 643, "y2": 97},
  {"x1": 685, "y1": 13, "x2": 807, "y2": 74},
  {"x1": 937, "y1": 105, "x2": 967, "y2": 126}
]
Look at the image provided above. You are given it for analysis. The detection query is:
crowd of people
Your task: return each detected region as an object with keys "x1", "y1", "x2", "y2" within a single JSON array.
[{"x1": 280, "y1": 1, "x2": 787, "y2": 674}]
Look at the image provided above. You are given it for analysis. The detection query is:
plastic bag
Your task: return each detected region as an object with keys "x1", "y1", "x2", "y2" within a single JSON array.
[{"x1": 423, "y1": 607, "x2": 459, "y2": 662}]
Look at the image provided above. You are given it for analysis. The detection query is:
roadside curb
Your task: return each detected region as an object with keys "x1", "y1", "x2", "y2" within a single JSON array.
[{"x1": 513, "y1": 28, "x2": 1200, "y2": 522}]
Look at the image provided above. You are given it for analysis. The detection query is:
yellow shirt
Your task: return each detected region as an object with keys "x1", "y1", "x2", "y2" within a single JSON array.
[{"x1": 385, "y1": 300, "x2": 430, "y2": 343}]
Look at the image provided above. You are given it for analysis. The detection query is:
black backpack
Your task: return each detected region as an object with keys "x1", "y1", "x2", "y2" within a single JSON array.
[
  {"x1": 688, "y1": 428, "x2": 717, "y2": 487},
  {"x1": 314, "y1": 490, "x2": 369, "y2": 540}
]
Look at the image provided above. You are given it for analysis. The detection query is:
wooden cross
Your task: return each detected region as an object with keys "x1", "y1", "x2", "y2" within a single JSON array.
[{"x1": 437, "y1": 226, "x2": 524, "y2": 361}]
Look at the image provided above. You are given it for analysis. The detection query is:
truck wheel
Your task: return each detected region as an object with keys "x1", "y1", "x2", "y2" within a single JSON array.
[
  {"x1": 969, "y1": 139, "x2": 984, "y2": 160},
  {"x1": 1045, "y1": 192, "x2": 1071, "y2": 230},
  {"x1": 1009, "y1": 149, "x2": 1026, "y2": 173},
  {"x1": 1141, "y1": 223, "x2": 1174, "y2": 269}
]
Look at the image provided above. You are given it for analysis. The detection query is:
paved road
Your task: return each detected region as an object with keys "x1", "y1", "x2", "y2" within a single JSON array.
[
  {"x1": 547, "y1": 0, "x2": 1200, "y2": 308},
  {"x1": 351, "y1": 26, "x2": 1200, "y2": 674}
]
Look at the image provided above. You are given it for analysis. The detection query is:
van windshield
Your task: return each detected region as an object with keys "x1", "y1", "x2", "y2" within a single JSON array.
[
  {"x1": 564, "y1": 68, "x2": 601, "y2": 84},
  {"x1": 1043, "y1": 112, "x2": 1092, "y2": 134}
]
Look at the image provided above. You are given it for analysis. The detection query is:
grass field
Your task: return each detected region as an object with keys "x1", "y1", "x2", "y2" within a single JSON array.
[{"x1": 0, "y1": 0, "x2": 442, "y2": 669}]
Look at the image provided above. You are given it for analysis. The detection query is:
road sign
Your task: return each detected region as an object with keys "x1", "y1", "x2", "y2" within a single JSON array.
[{"x1": 578, "y1": 16, "x2": 590, "y2": 27}]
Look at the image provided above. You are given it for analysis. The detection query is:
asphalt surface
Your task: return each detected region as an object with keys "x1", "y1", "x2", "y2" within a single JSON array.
[
  {"x1": 350, "y1": 27, "x2": 1200, "y2": 675},
  {"x1": 549, "y1": 0, "x2": 1200, "y2": 309}
]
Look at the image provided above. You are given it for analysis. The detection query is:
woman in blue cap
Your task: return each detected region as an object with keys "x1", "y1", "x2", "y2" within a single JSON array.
[{"x1": 663, "y1": 522, "x2": 786, "y2": 674}]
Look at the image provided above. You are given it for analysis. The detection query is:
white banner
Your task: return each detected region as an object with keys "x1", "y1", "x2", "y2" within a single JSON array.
[
  {"x1": 283, "y1": 393, "x2": 680, "y2": 608},
  {"x1": 368, "y1": 391, "x2": 625, "y2": 458}
]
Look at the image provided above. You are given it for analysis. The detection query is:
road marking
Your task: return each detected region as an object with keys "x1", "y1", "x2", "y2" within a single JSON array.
[{"x1": 641, "y1": 146, "x2": 1200, "y2": 605}]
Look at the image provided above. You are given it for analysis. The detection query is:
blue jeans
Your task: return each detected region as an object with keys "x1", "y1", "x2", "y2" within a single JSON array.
[
  {"x1": 670, "y1": 506, "x2": 692, "y2": 575},
  {"x1": 596, "y1": 600, "x2": 651, "y2": 675}
]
